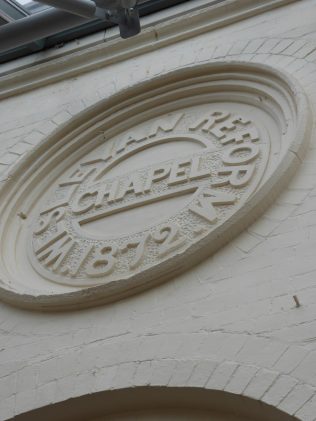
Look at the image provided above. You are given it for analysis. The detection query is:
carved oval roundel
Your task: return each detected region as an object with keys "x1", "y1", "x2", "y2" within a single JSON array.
[{"x1": 0, "y1": 63, "x2": 311, "y2": 310}]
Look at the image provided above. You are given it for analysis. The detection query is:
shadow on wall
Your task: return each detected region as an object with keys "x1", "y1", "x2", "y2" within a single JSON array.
[{"x1": 10, "y1": 386, "x2": 300, "y2": 421}]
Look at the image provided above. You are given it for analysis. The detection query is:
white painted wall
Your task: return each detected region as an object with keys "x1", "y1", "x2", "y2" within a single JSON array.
[{"x1": 1, "y1": 0, "x2": 316, "y2": 420}]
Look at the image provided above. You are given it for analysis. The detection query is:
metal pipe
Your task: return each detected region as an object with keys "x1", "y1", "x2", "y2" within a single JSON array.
[
  {"x1": 35, "y1": 0, "x2": 97, "y2": 19},
  {"x1": 0, "y1": 0, "x2": 141, "y2": 53},
  {"x1": 0, "y1": 9, "x2": 90, "y2": 53}
]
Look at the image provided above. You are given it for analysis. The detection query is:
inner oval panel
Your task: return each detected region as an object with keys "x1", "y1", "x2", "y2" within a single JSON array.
[
  {"x1": 80, "y1": 193, "x2": 192, "y2": 237},
  {"x1": 104, "y1": 138, "x2": 204, "y2": 179}
]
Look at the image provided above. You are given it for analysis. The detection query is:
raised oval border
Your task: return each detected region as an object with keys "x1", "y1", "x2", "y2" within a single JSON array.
[{"x1": 0, "y1": 62, "x2": 312, "y2": 311}]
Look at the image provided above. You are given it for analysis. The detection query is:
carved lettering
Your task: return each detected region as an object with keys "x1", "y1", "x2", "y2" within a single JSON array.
[
  {"x1": 71, "y1": 190, "x2": 98, "y2": 215},
  {"x1": 214, "y1": 164, "x2": 255, "y2": 187},
  {"x1": 30, "y1": 109, "x2": 266, "y2": 286},
  {"x1": 80, "y1": 141, "x2": 114, "y2": 166},
  {"x1": 40, "y1": 185, "x2": 78, "y2": 215},
  {"x1": 115, "y1": 173, "x2": 144, "y2": 201},
  {"x1": 85, "y1": 245, "x2": 118, "y2": 277},
  {"x1": 59, "y1": 167, "x2": 95, "y2": 187},
  {"x1": 144, "y1": 164, "x2": 171, "y2": 193},
  {"x1": 34, "y1": 223, "x2": 68, "y2": 254},
  {"x1": 189, "y1": 156, "x2": 211, "y2": 181},
  {"x1": 126, "y1": 233, "x2": 150, "y2": 269},
  {"x1": 34, "y1": 208, "x2": 66, "y2": 235},
  {"x1": 148, "y1": 113, "x2": 183, "y2": 138},
  {"x1": 37, "y1": 237, "x2": 75, "y2": 272},
  {"x1": 95, "y1": 179, "x2": 120, "y2": 207},
  {"x1": 189, "y1": 189, "x2": 236, "y2": 223},
  {"x1": 116, "y1": 132, "x2": 147, "y2": 154},
  {"x1": 222, "y1": 144, "x2": 260, "y2": 166},
  {"x1": 221, "y1": 126, "x2": 259, "y2": 145},
  {"x1": 68, "y1": 245, "x2": 94, "y2": 277},
  {"x1": 153, "y1": 223, "x2": 185, "y2": 257},
  {"x1": 210, "y1": 115, "x2": 250, "y2": 139},
  {"x1": 168, "y1": 158, "x2": 191, "y2": 186},
  {"x1": 71, "y1": 180, "x2": 122, "y2": 214},
  {"x1": 114, "y1": 113, "x2": 184, "y2": 155},
  {"x1": 189, "y1": 111, "x2": 230, "y2": 132},
  {"x1": 34, "y1": 224, "x2": 75, "y2": 272}
]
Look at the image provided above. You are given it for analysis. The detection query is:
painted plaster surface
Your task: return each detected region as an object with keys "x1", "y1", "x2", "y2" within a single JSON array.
[{"x1": 1, "y1": 0, "x2": 316, "y2": 419}]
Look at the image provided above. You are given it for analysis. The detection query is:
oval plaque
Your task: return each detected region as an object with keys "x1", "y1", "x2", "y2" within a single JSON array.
[{"x1": 0, "y1": 63, "x2": 311, "y2": 310}]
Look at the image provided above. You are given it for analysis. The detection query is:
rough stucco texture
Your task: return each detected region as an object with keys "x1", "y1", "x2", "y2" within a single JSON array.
[{"x1": 2, "y1": 0, "x2": 316, "y2": 420}]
